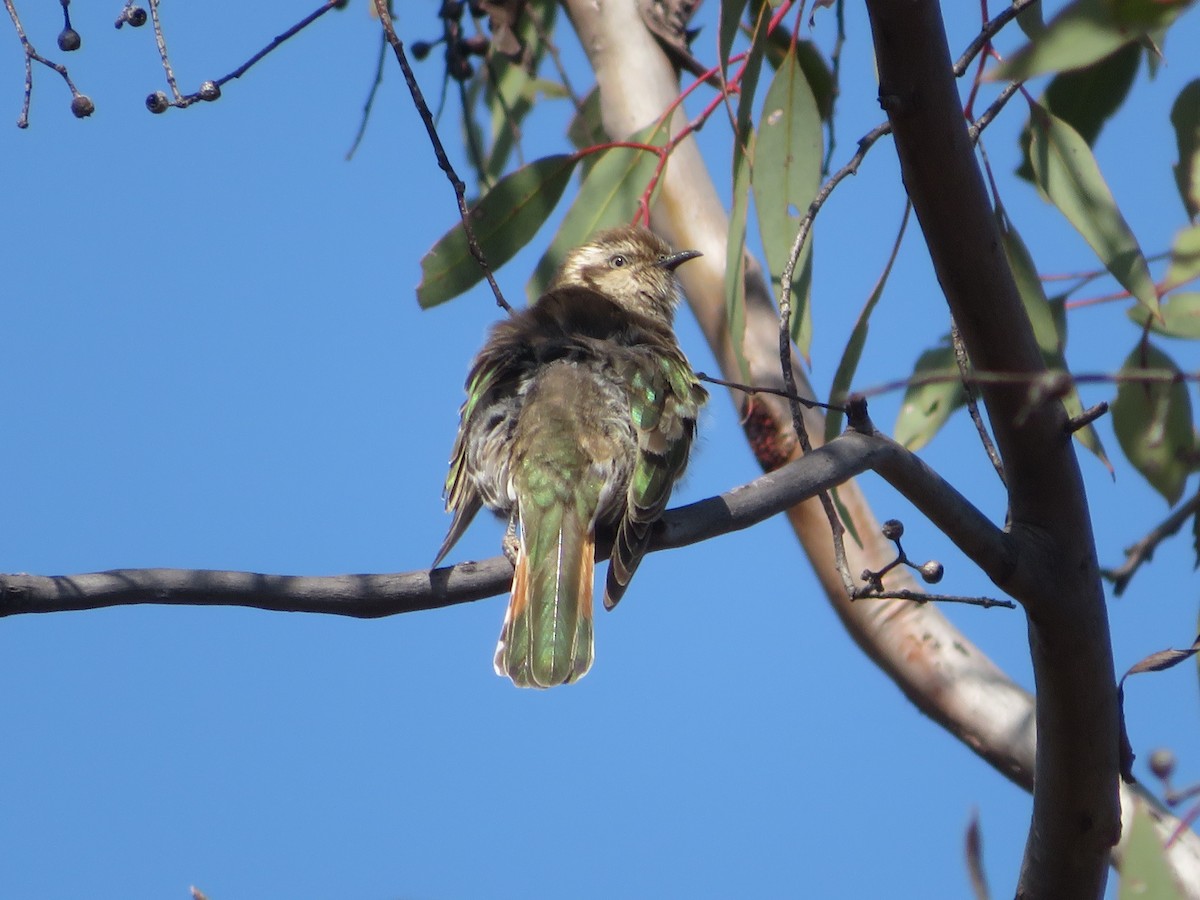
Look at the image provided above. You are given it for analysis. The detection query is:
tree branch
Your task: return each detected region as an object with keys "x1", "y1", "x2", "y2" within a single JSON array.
[
  {"x1": 2, "y1": 427, "x2": 1001, "y2": 618},
  {"x1": 862, "y1": 1, "x2": 1118, "y2": 896}
]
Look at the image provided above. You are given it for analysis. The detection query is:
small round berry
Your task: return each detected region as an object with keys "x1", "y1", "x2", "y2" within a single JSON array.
[
  {"x1": 1149, "y1": 748, "x2": 1176, "y2": 781},
  {"x1": 70, "y1": 94, "x2": 95, "y2": 118},
  {"x1": 146, "y1": 91, "x2": 169, "y2": 114},
  {"x1": 918, "y1": 561, "x2": 944, "y2": 585},
  {"x1": 881, "y1": 519, "x2": 904, "y2": 541},
  {"x1": 57, "y1": 28, "x2": 82, "y2": 52},
  {"x1": 411, "y1": 40, "x2": 433, "y2": 60},
  {"x1": 449, "y1": 56, "x2": 474, "y2": 81},
  {"x1": 128, "y1": 7, "x2": 148, "y2": 27},
  {"x1": 198, "y1": 81, "x2": 221, "y2": 102}
]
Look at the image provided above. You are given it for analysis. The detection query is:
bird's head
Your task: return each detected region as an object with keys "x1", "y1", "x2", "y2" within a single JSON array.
[{"x1": 548, "y1": 226, "x2": 701, "y2": 323}]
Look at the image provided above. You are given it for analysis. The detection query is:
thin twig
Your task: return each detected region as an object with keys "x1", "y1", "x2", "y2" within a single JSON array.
[
  {"x1": 148, "y1": 0, "x2": 182, "y2": 101},
  {"x1": 820, "y1": 0, "x2": 846, "y2": 178},
  {"x1": 150, "y1": 0, "x2": 347, "y2": 112},
  {"x1": 966, "y1": 80, "x2": 1021, "y2": 142},
  {"x1": 372, "y1": 0, "x2": 512, "y2": 314},
  {"x1": 1103, "y1": 489, "x2": 1200, "y2": 596},
  {"x1": 854, "y1": 589, "x2": 1015, "y2": 610},
  {"x1": 695, "y1": 372, "x2": 841, "y2": 410},
  {"x1": 951, "y1": 320, "x2": 1006, "y2": 485},
  {"x1": 1065, "y1": 402, "x2": 1108, "y2": 434},
  {"x1": 5, "y1": 0, "x2": 87, "y2": 128},
  {"x1": 346, "y1": 30, "x2": 388, "y2": 161},
  {"x1": 952, "y1": 0, "x2": 1041, "y2": 77}
]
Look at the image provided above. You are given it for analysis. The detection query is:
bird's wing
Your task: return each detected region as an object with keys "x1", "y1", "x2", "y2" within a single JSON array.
[{"x1": 604, "y1": 346, "x2": 707, "y2": 608}]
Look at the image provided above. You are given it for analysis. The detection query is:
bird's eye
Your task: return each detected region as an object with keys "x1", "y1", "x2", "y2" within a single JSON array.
[{"x1": 610, "y1": 254, "x2": 627, "y2": 268}]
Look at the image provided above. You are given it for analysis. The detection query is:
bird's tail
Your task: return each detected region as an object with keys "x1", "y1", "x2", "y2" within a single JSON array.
[{"x1": 494, "y1": 502, "x2": 594, "y2": 688}]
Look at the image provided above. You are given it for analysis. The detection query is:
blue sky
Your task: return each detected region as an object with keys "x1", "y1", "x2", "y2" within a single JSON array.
[{"x1": 2, "y1": 2, "x2": 1199, "y2": 898}]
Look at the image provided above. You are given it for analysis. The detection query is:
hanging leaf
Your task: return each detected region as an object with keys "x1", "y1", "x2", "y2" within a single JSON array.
[
  {"x1": 726, "y1": 136, "x2": 754, "y2": 385},
  {"x1": 759, "y1": 37, "x2": 834, "y2": 121},
  {"x1": 1172, "y1": 79, "x2": 1200, "y2": 220},
  {"x1": 1016, "y1": 0, "x2": 1046, "y2": 39},
  {"x1": 894, "y1": 343, "x2": 965, "y2": 451},
  {"x1": 417, "y1": 154, "x2": 578, "y2": 309},
  {"x1": 723, "y1": 4, "x2": 769, "y2": 384},
  {"x1": 567, "y1": 88, "x2": 606, "y2": 177},
  {"x1": 719, "y1": 0, "x2": 750, "y2": 75},
  {"x1": 1165, "y1": 223, "x2": 1200, "y2": 289},
  {"x1": 991, "y1": 0, "x2": 1192, "y2": 83},
  {"x1": 1111, "y1": 343, "x2": 1193, "y2": 505},
  {"x1": 479, "y1": 2, "x2": 556, "y2": 183},
  {"x1": 1016, "y1": 43, "x2": 1140, "y2": 183},
  {"x1": 998, "y1": 210, "x2": 1111, "y2": 469},
  {"x1": 1028, "y1": 103, "x2": 1160, "y2": 318},
  {"x1": 825, "y1": 205, "x2": 909, "y2": 445},
  {"x1": 753, "y1": 40, "x2": 822, "y2": 362},
  {"x1": 1128, "y1": 294, "x2": 1200, "y2": 339},
  {"x1": 526, "y1": 123, "x2": 668, "y2": 299}
]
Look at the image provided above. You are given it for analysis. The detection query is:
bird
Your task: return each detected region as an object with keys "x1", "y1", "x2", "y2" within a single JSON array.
[{"x1": 433, "y1": 225, "x2": 707, "y2": 688}]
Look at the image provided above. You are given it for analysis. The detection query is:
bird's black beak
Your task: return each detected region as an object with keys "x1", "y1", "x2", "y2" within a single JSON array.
[{"x1": 656, "y1": 249, "x2": 702, "y2": 272}]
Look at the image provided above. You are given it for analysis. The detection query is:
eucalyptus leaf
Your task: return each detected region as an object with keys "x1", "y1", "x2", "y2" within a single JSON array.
[
  {"x1": 1028, "y1": 103, "x2": 1160, "y2": 317},
  {"x1": 992, "y1": 0, "x2": 1191, "y2": 82},
  {"x1": 1111, "y1": 342, "x2": 1193, "y2": 505},
  {"x1": 754, "y1": 42, "x2": 821, "y2": 362},
  {"x1": 1172, "y1": 79, "x2": 1200, "y2": 220},
  {"x1": 417, "y1": 154, "x2": 578, "y2": 309},
  {"x1": 825, "y1": 206, "x2": 909, "y2": 445},
  {"x1": 1165, "y1": 223, "x2": 1200, "y2": 289},
  {"x1": 1016, "y1": 43, "x2": 1140, "y2": 183},
  {"x1": 894, "y1": 344, "x2": 965, "y2": 451},
  {"x1": 1128, "y1": 293, "x2": 1200, "y2": 339},
  {"x1": 723, "y1": 3, "x2": 770, "y2": 383}
]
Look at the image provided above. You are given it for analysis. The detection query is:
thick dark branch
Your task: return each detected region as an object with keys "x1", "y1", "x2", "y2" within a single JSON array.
[
  {"x1": 863, "y1": 2, "x2": 1119, "y2": 897},
  {"x1": 0, "y1": 429, "x2": 1009, "y2": 619}
]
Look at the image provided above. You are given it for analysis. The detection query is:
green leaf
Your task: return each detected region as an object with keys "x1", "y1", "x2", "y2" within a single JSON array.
[
  {"x1": 526, "y1": 124, "x2": 667, "y2": 300},
  {"x1": 999, "y1": 213, "x2": 1062, "y2": 356},
  {"x1": 417, "y1": 154, "x2": 578, "y2": 309},
  {"x1": 720, "y1": 0, "x2": 750, "y2": 75},
  {"x1": 894, "y1": 343, "x2": 966, "y2": 451},
  {"x1": 1028, "y1": 103, "x2": 1160, "y2": 317},
  {"x1": 825, "y1": 205, "x2": 909, "y2": 445},
  {"x1": 1111, "y1": 342, "x2": 1193, "y2": 505},
  {"x1": 1118, "y1": 805, "x2": 1185, "y2": 900},
  {"x1": 1016, "y1": 43, "x2": 1140, "y2": 182},
  {"x1": 1171, "y1": 79, "x2": 1200, "y2": 220},
  {"x1": 753, "y1": 42, "x2": 822, "y2": 362},
  {"x1": 567, "y1": 88, "x2": 606, "y2": 178},
  {"x1": 483, "y1": 4, "x2": 557, "y2": 182},
  {"x1": 992, "y1": 0, "x2": 1192, "y2": 82},
  {"x1": 1165, "y1": 223, "x2": 1200, "y2": 288},
  {"x1": 1016, "y1": 0, "x2": 1046, "y2": 39},
  {"x1": 726, "y1": 133, "x2": 754, "y2": 385},
  {"x1": 723, "y1": 4, "x2": 769, "y2": 384},
  {"x1": 484, "y1": 56, "x2": 536, "y2": 184},
  {"x1": 997, "y1": 211, "x2": 1112, "y2": 469},
  {"x1": 1128, "y1": 293, "x2": 1200, "y2": 339},
  {"x1": 760, "y1": 33, "x2": 834, "y2": 121}
]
